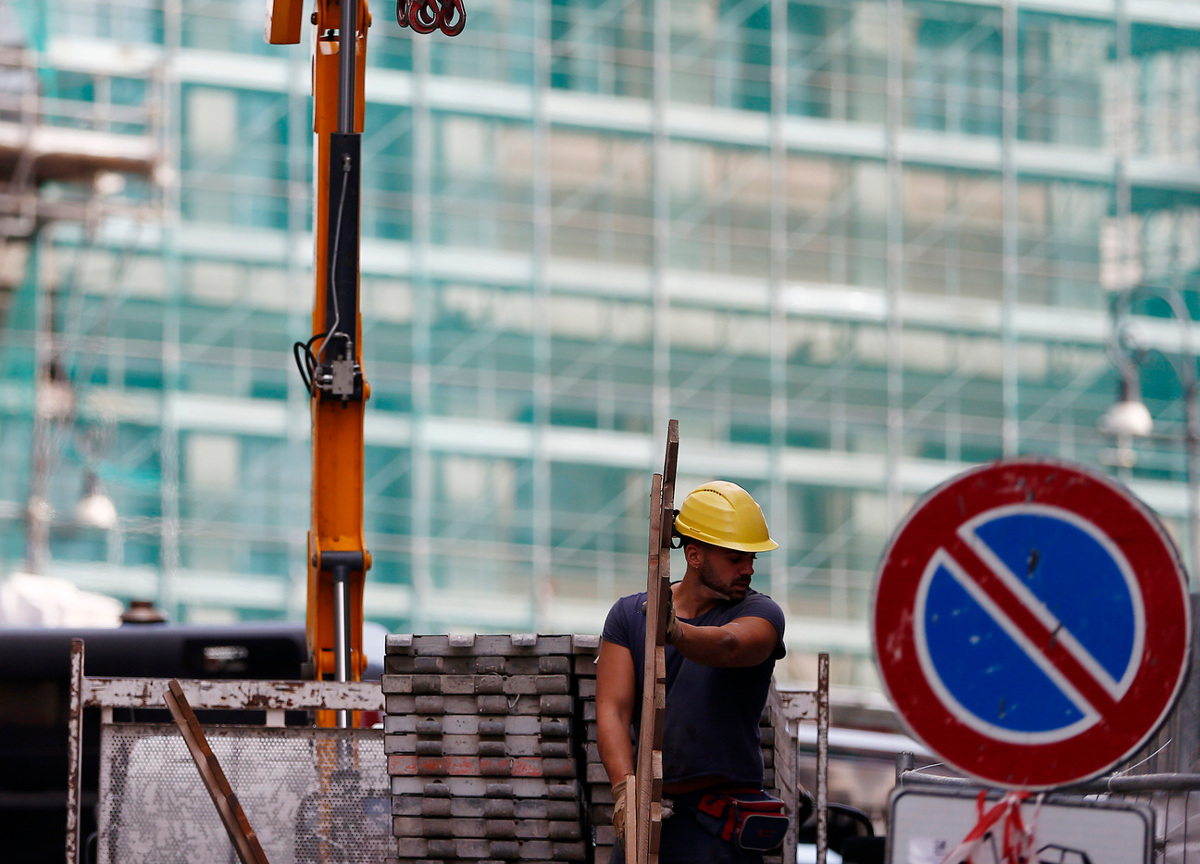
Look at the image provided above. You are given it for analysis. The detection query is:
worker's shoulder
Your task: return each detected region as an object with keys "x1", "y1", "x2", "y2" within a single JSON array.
[
  {"x1": 741, "y1": 586, "x2": 781, "y2": 607},
  {"x1": 600, "y1": 591, "x2": 649, "y2": 647},
  {"x1": 731, "y1": 588, "x2": 785, "y2": 620},
  {"x1": 729, "y1": 590, "x2": 786, "y2": 645},
  {"x1": 605, "y1": 590, "x2": 648, "y2": 618}
]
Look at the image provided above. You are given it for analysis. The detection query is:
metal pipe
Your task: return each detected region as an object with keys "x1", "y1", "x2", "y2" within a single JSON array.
[
  {"x1": 1141, "y1": 285, "x2": 1198, "y2": 585},
  {"x1": 320, "y1": 549, "x2": 362, "y2": 727},
  {"x1": 768, "y1": 0, "x2": 788, "y2": 612},
  {"x1": 788, "y1": 716, "x2": 799, "y2": 864},
  {"x1": 1107, "y1": 283, "x2": 1199, "y2": 584},
  {"x1": 650, "y1": 0, "x2": 670, "y2": 439},
  {"x1": 883, "y1": 0, "x2": 904, "y2": 525},
  {"x1": 338, "y1": 0, "x2": 357, "y2": 133},
  {"x1": 530, "y1": 0, "x2": 551, "y2": 633},
  {"x1": 1188, "y1": 385, "x2": 1199, "y2": 588},
  {"x1": 333, "y1": 566, "x2": 350, "y2": 727},
  {"x1": 1156, "y1": 287, "x2": 1199, "y2": 585},
  {"x1": 899, "y1": 768, "x2": 1200, "y2": 794},
  {"x1": 1000, "y1": 0, "x2": 1018, "y2": 456},
  {"x1": 26, "y1": 229, "x2": 50, "y2": 576}
]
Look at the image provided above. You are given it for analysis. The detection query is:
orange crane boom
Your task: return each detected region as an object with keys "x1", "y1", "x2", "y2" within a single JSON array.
[
  {"x1": 267, "y1": 0, "x2": 464, "y2": 727},
  {"x1": 267, "y1": 0, "x2": 372, "y2": 727}
]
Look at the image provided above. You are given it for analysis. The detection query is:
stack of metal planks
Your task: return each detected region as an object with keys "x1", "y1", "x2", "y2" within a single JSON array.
[
  {"x1": 383, "y1": 633, "x2": 598, "y2": 863},
  {"x1": 576, "y1": 634, "x2": 616, "y2": 861}
]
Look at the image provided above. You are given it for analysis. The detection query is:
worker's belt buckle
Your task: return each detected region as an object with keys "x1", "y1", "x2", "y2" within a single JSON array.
[{"x1": 695, "y1": 787, "x2": 789, "y2": 852}]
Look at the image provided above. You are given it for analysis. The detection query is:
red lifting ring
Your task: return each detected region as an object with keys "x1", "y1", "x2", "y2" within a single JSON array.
[{"x1": 396, "y1": 0, "x2": 465, "y2": 36}]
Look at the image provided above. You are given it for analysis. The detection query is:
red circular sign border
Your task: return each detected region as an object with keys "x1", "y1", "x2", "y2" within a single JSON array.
[{"x1": 873, "y1": 457, "x2": 1191, "y2": 789}]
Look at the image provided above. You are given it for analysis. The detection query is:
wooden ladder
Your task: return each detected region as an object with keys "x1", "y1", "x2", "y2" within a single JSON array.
[{"x1": 628, "y1": 419, "x2": 679, "y2": 864}]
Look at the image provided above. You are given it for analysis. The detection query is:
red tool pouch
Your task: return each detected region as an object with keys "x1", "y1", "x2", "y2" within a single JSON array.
[{"x1": 696, "y1": 788, "x2": 790, "y2": 851}]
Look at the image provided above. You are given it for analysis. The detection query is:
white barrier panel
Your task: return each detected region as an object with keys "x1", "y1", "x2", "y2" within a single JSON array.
[{"x1": 888, "y1": 786, "x2": 1154, "y2": 864}]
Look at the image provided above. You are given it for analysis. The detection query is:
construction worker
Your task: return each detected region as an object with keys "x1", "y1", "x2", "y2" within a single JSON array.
[{"x1": 596, "y1": 480, "x2": 789, "y2": 864}]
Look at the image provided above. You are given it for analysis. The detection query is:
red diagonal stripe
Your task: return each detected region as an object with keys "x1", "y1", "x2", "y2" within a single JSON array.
[{"x1": 943, "y1": 533, "x2": 1120, "y2": 718}]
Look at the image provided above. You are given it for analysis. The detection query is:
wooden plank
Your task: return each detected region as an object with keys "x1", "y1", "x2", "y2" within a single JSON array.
[
  {"x1": 163, "y1": 679, "x2": 271, "y2": 864},
  {"x1": 634, "y1": 420, "x2": 679, "y2": 864}
]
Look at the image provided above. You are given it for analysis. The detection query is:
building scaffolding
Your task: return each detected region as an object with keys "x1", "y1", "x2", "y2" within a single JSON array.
[{"x1": 0, "y1": 0, "x2": 1198, "y2": 686}]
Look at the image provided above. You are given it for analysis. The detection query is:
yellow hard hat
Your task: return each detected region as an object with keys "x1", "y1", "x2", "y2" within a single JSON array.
[{"x1": 673, "y1": 481, "x2": 778, "y2": 553}]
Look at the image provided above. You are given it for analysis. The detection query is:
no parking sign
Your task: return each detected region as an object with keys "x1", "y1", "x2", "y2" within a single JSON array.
[{"x1": 873, "y1": 458, "x2": 1191, "y2": 789}]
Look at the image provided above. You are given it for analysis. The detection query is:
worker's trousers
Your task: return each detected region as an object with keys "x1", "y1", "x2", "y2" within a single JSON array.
[{"x1": 608, "y1": 794, "x2": 767, "y2": 864}]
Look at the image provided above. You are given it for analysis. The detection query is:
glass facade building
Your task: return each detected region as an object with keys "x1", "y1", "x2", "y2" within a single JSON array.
[{"x1": 2, "y1": 0, "x2": 1199, "y2": 684}]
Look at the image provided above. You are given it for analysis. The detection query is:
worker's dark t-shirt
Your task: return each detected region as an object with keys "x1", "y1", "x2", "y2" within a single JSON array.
[{"x1": 601, "y1": 586, "x2": 785, "y2": 788}]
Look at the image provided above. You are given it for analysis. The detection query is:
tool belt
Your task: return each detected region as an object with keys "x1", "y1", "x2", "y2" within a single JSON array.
[{"x1": 692, "y1": 787, "x2": 790, "y2": 851}]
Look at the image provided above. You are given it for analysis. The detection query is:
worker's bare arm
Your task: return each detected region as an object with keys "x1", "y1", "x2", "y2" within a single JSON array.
[
  {"x1": 671, "y1": 615, "x2": 779, "y2": 668},
  {"x1": 595, "y1": 639, "x2": 637, "y2": 783}
]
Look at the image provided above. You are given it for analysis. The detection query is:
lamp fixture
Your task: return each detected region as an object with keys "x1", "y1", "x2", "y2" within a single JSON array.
[
  {"x1": 76, "y1": 472, "x2": 117, "y2": 530},
  {"x1": 1098, "y1": 376, "x2": 1154, "y2": 440}
]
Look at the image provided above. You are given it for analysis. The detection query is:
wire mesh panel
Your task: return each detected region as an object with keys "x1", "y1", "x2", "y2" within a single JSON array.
[
  {"x1": 1107, "y1": 789, "x2": 1200, "y2": 864},
  {"x1": 97, "y1": 723, "x2": 390, "y2": 864}
]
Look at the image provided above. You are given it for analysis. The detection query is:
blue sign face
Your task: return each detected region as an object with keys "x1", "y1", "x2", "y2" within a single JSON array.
[{"x1": 916, "y1": 504, "x2": 1143, "y2": 744}]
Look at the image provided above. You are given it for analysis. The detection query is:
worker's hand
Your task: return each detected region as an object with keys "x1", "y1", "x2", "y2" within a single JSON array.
[
  {"x1": 664, "y1": 588, "x2": 683, "y2": 644},
  {"x1": 640, "y1": 592, "x2": 684, "y2": 644},
  {"x1": 612, "y1": 774, "x2": 634, "y2": 838}
]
